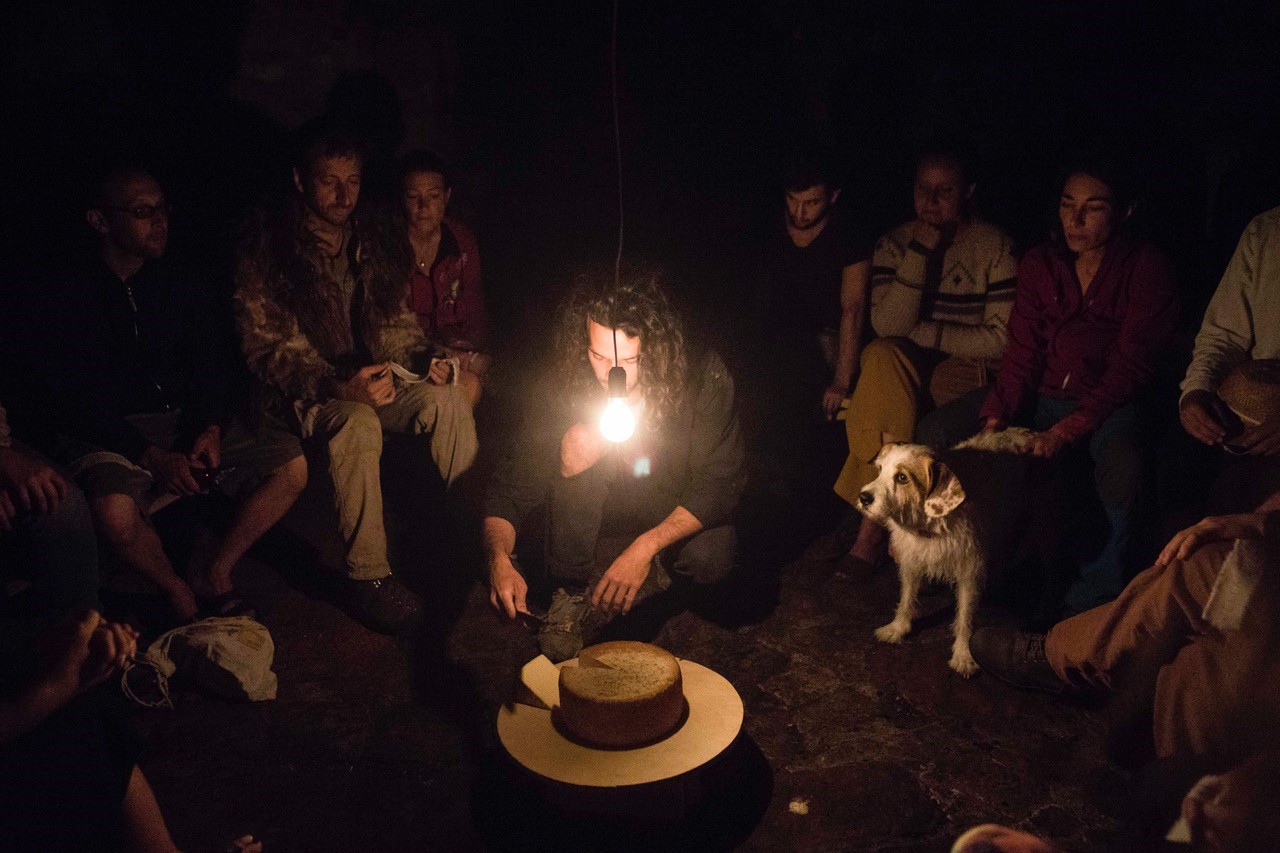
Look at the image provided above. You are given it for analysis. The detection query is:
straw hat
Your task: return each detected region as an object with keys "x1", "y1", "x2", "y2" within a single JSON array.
[
  {"x1": 1218, "y1": 359, "x2": 1280, "y2": 427},
  {"x1": 497, "y1": 655, "x2": 743, "y2": 788}
]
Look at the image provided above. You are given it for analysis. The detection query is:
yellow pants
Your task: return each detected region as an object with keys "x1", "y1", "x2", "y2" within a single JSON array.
[{"x1": 833, "y1": 337, "x2": 991, "y2": 506}]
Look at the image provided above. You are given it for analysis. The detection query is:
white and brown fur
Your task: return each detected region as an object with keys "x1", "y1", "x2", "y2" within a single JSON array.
[{"x1": 858, "y1": 428, "x2": 1036, "y2": 676}]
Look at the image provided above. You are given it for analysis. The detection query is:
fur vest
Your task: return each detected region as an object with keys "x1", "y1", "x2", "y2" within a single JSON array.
[{"x1": 233, "y1": 203, "x2": 429, "y2": 409}]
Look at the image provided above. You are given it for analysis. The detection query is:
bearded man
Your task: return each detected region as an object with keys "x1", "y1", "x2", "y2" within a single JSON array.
[
  {"x1": 234, "y1": 117, "x2": 477, "y2": 634},
  {"x1": 484, "y1": 269, "x2": 745, "y2": 659}
]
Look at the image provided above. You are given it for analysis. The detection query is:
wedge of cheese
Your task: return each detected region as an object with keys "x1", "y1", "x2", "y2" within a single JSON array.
[{"x1": 558, "y1": 641, "x2": 684, "y2": 747}]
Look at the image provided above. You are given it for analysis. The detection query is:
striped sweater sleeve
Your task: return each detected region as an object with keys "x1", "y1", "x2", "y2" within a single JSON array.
[{"x1": 869, "y1": 226, "x2": 924, "y2": 338}]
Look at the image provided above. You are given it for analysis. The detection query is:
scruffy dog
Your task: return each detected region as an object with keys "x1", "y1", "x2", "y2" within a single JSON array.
[{"x1": 858, "y1": 428, "x2": 1036, "y2": 676}]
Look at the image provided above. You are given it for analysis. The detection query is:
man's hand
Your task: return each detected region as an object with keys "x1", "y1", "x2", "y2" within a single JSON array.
[
  {"x1": 1233, "y1": 413, "x2": 1280, "y2": 456},
  {"x1": 140, "y1": 446, "x2": 201, "y2": 496},
  {"x1": 1028, "y1": 428, "x2": 1069, "y2": 459},
  {"x1": 188, "y1": 425, "x2": 222, "y2": 470},
  {"x1": 592, "y1": 543, "x2": 653, "y2": 616},
  {"x1": 37, "y1": 611, "x2": 139, "y2": 709},
  {"x1": 821, "y1": 383, "x2": 849, "y2": 420},
  {"x1": 488, "y1": 553, "x2": 528, "y2": 619},
  {"x1": 0, "y1": 447, "x2": 68, "y2": 517},
  {"x1": 979, "y1": 417, "x2": 1003, "y2": 435},
  {"x1": 1179, "y1": 389, "x2": 1232, "y2": 446},
  {"x1": 427, "y1": 358, "x2": 453, "y2": 385},
  {"x1": 1182, "y1": 752, "x2": 1279, "y2": 852},
  {"x1": 560, "y1": 423, "x2": 607, "y2": 478},
  {"x1": 912, "y1": 220, "x2": 944, "y2": 250},
  {"x1": 1157, "y1": 512, "x2": 1267, "y2": 566},
  {"x1": 336, "y1": 363, "x2": 395, "y2": 408}
]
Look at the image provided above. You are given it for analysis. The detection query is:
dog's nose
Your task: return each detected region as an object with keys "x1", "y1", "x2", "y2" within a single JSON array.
[{"x1": 858, "y1": 491, "x2": 873, "y2": 507}]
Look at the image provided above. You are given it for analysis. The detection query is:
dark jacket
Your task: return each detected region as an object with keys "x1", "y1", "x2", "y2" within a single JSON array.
[
  {"x1": 485, "y1": 347, "x2": 746, "y2": 535},
  {"x1": 980, "y1": 232, "x2": 1179, "y2": 443},
  {"x1": 4, "y1": 257, "x2": 233, "y2": 460}
]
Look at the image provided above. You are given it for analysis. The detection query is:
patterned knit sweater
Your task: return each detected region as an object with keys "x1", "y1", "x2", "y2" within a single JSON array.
[{"x1": 869, "y1": 218, "x2": 1018, "y2": 361}]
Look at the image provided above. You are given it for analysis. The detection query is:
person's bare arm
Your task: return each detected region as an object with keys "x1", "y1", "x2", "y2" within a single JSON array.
[
  {"x1": 592, "y1": 506, "x2": 703, "y2": 615},
  {"x1": 484, "y1": 516, "x2": 528, "y2": 619},
  {"x1": 824, "y1": 260, "x2": 869, "y2": 419},
  {"x1": 0, "y1": 612, "x2": 137, "y2": 745}
]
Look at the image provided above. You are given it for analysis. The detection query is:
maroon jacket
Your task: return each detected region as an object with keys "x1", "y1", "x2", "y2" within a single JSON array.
[
  {"x1": 408, "y1": 216, "x2": 488, "y2": 351},
  {"x1": 980, "y1": 233, "x2": 1178, "y2": 443}
]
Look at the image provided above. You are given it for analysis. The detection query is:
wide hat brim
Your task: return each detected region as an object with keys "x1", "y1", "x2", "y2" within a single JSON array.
[{"x1": 497, "y1": 658, "x2": 743, "y2": 787}]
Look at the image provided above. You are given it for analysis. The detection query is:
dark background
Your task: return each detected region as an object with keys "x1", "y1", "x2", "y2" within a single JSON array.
[{"x1": 4, "y1": 0, "x2": 1279, "y2": 345}]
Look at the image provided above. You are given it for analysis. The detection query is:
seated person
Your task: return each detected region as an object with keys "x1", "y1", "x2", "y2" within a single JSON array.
[
  {"x1": 923, "y1": 155, "x2": 1179, "y2": 614},
  {"x1": 1164, "y1": 204, "x2": 1280, "y2": 529},
  {"x1": 399, "y1": 150, "x2": 491, "y2": 407},
  {"x1": 10, "y1": 166, "x2": 307, "y2": 624},
  {"x1": 235, "y1": 118, "x2": 478, "y2": 634},
  {"x1": 0, "y1": 398, "x2": 99, "y2": 623},
  {"x1": 0, "y1": 609, "x2": 261, "y2": 852},
  {"x1": 485, "y1": 269, "x2": 745, "y2": 660},
  {"x1": 816, "y1": 148, "x2": 1018, "y2": 564},
  {"x1": 971, "y1": 491, "x2": 1280, "y2": 849},
  {"x1": 755, "y1": 143, "x2": 871, "y2": 443}
]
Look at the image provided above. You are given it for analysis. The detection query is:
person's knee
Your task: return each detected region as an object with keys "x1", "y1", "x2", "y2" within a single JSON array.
[
  {"x1": 859, "y1": 337, "x2": 908, "y2": 374},
  {"x1": 90, "y1": 493, "x2": 146, "y2": 547},
  {"x1": 672, "y1": 526, "x2": 737, "y2": 585},
  {"x1": 327, "y1": 402, "x2": 383, "y2": 452}
]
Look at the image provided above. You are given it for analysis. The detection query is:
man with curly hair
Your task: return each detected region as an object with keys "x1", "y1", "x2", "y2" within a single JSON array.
[
  {"x1": 484, "y1": 269, "x2": 745, "y2": 659},
  {"x1": 234, "y1": 117, "x2": 478, "y2": 634}
]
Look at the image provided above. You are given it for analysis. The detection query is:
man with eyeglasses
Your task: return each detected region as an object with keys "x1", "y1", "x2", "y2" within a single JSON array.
[{"x1": 4, "y1": 166, "x2": 307, "y2": 626}]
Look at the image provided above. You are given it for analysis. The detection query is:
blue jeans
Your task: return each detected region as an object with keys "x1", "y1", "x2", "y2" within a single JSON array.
[{"x1": 1032, "y1": 398, "x2": 1147, "y2": 613}]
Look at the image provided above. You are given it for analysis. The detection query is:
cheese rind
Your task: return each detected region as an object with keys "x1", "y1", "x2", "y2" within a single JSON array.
[{"x1": 558, "y1": 641, "x2": 684, "y2": 747}]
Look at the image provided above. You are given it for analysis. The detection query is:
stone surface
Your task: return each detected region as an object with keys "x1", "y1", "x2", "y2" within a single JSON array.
[{"x1": 133, "y1": 490, "x2": 1143, "y2": 852}]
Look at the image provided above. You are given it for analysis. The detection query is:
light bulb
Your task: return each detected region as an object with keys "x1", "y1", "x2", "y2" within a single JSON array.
[
  {"x1": 599, "y1": 396, "x2": 636, "y2": 443},
  {"x1": 599, "y1": 364, "x2": 635, "y2": 442}
]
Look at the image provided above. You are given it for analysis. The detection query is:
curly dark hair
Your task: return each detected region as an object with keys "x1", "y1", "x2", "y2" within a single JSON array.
[{"x1": 555, "y1": 268, "x2": 687, "y2": 431}]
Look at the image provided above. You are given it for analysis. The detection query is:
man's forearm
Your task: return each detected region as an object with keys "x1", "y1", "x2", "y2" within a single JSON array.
[
  {"x1": 633, "y1": 506, "x2": 702, "y2": 558},
  {"x1": 483, "y1": 516, "x2": 518, "y2": 563},
  {"x1": 833, "y1": 307, "x2": 860, "y2": 390}
]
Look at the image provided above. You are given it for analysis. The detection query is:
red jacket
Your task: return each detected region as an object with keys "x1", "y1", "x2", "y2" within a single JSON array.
[
  {"x1": 980, "y1": 233, "x2": 1178, "y2": 443},
  {"x1": 408, "y1": 216, "x2": 488, "y2": 351}
]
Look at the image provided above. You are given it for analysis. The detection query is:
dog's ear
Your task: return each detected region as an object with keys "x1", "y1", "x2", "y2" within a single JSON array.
[{"x1": 924, "y1": 459, "x2": 965, "y2": 518}]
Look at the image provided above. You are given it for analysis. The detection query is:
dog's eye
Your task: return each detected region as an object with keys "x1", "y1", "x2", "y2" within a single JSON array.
[{"x1": 893, "y1": 472, "x2": 909, "y2": 485}]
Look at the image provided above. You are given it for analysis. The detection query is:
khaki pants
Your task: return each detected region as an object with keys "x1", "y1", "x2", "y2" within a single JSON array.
[
  {"x1": 833, "y1": 337, "x2": 992, "y2": 506},
  {"x1": 1047, "y1": 540, "x2": 1280, "y2": 763},
  {"x1": 299, "y1": 380, "x2": 477, "y2": 580}
]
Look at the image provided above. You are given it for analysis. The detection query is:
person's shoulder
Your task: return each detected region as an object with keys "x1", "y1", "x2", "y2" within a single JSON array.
[
  {"x1": 873, "y1": 221, "x2": 914, "y2": 257},
  {"x1": 444, "y1": 215, "x2": 478, "y2": 245},
  {"x1": 1246, "y1": 205, "x2": 1280, "y2": 233},
  {"x1": 962, "y1": 218, "x2": 1015, "y2": 250}
]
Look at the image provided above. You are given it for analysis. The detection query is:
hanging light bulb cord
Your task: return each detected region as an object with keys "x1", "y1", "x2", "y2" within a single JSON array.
[{"x1": 611, "y1": 0, "x2": 623, "y2": 288}]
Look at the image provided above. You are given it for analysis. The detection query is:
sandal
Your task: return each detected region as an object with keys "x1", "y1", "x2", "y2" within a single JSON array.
[{"x1": 197, "y1": 591, "x2": 258, "y2": 620}]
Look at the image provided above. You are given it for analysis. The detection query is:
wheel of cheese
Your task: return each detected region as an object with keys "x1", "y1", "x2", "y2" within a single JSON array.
[{"x1": 557, "y1": 641, "x2": 685, "y2": 748}]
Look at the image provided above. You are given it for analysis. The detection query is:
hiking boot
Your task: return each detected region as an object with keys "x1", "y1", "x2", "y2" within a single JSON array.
[
  {"x1": 970, "y1": 626, "x2": 1065, "y2": 695},
  {"x1": 537, "y1": 588, "x2": 610, "y2": 663},
  {"x1": 344, "y1": 575, "x2": 422, "y2": 635}
]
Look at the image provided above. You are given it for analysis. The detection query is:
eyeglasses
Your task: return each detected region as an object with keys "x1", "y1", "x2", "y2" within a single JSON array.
[{"x1": 102, "y1": 202, "x2": 171, "y2": 220}]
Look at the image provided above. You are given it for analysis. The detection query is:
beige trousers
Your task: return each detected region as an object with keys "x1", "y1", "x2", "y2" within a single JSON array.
[
  {"x1": 1047, "y1": 540, "x2": 1280, "y2": 763},
  {"x1": 299, "y1": 380, "x2": 477, "y2": 580},
  {"x1": 833, "y1": 337, "x2": 991, "y2": 506}
]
